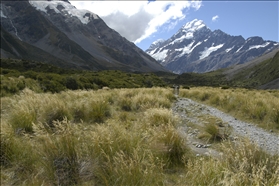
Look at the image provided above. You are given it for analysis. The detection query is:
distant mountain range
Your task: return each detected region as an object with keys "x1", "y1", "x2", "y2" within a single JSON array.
[
  {"x1": 0, "y1": 0, "x2": 166, "y2": 72},
  {"x1": 146, "y1": 19, "x2": 279, "y2": 74}
]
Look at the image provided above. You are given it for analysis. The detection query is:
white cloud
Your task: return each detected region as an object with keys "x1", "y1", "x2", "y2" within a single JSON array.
[
  {"x1": 70, "y1": 1, "x2": 202, "y2": 43},
  {"x1": 212, "y1": 15, "x2": 219, "y2": 22}
]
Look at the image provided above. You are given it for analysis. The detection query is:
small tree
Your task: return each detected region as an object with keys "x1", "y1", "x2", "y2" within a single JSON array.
[{"x1": 65, "y1": 77, "x2": 79, "y2": 90}]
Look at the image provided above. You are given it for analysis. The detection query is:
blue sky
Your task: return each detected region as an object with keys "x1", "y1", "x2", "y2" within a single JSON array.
[{"x1": 70, "y1": 1, "x2": 278, "y2": 51}]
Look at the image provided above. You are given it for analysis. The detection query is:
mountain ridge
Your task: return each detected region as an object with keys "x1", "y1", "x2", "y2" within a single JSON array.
[
  {"x1": 1, "y1": 0, "x2": 166, "y2": 72},
  {"x1": 146, "y1": 19, "x2": 279, "y2": 74}
]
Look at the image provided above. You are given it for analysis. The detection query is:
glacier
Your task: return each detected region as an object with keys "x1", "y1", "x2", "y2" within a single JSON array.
[{"x1": 152, "y1": 49, "x2": 168, "y2": 62}]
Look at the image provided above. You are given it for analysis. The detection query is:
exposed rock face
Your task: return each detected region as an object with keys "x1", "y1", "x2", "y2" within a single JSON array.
[
  {"x1": 146, "y1": 19, "x2": 279, "y2": 74},
  {"x1": 1, "y1": 0, "x2": 166, "y2": 72}
]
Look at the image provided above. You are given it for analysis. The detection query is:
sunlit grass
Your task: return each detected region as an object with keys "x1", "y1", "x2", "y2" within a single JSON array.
[
  {"x1": 180, "y1": 87, "x2": 279, "y2": 132},
  {"x1": 1, "y1": 87, "x2": 278, "y2": 185}
]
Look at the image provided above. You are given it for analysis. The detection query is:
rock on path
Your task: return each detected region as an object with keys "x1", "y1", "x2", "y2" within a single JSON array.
[{"x1": 173, "y1": 97, "x2": 279, "y2": 155}]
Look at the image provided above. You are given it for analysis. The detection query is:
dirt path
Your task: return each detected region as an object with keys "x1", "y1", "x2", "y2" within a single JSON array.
[{"x1": 173, "y1": 97, "x2": 279, "y2": 156}]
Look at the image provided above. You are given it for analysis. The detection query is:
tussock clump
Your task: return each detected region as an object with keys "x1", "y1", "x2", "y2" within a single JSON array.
[
  {"x1": 87, "y1": 101, "x2": 111, "y2": 123},
  {"x1": 44, "y1": 105, "x2": 73, "y2": 127},
  {"x1": 118, "y1": 97, "x2": 133, "y2": 111},
  {"x1": 71, "y1": 103, "x2": 87, "y2": 123},
  {"x1": 9, "y1": 106, "x2": 37, "y2": 134},
  {"x1": 159, "y1": 125, "x2": 191, "y2": 166},
  {"x1": 203, "y1": 122, "x2": 231, "y2": 142},
  {"x1": 41, "y1": 135, "x2": 80, "y2": 185},
  {"x1": 197, "y1": 115, "x2": 231, "y2": 142},
  {"x1": 144, "y1": 108, "x2": 178, "y2": 127}
]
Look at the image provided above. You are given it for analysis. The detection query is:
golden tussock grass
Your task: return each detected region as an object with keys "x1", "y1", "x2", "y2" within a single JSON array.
[{"x1": 1, "y1": 87, "x2": 278, "y2": 185}]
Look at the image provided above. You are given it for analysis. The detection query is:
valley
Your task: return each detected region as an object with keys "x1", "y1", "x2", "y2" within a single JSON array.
[{"x1": 1, "y1": 1, "x2": 279, "y2": 185}]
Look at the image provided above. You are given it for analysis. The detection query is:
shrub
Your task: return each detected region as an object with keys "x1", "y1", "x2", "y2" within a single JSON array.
[
  {"x1": 40, "y1": 79, "x2": 66, "y2": 93},
  {"x1": 221, "y1": 85, "x2": 230, "y2": 89},
  {"x1": 64, "y1": 77, "x2": 79, "y2": 90}
]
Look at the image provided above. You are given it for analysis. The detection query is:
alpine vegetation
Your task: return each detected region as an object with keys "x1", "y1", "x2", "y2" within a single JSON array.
[{"x1": 1, "y1": 87, "x2": 279, "y2": 185}]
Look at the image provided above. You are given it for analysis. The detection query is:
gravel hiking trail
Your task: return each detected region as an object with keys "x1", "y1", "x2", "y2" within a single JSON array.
[{"x1": 173, "y1": 96, "x2": 279, "y2": 156}]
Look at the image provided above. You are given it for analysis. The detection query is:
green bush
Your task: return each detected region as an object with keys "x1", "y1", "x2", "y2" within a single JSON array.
[{"x1": 64, "y1": 77, "x2": 79, "y2": 90}]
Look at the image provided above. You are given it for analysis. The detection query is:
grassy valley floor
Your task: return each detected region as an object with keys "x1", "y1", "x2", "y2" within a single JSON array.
[{"x1": 1, "y1": 87, "x2": 279, "y2": 185}]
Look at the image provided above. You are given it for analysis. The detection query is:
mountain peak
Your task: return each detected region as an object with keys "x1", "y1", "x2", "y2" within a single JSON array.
[
  {"x1": 146, "y1": 18, "x2": 279, "y2": 74},
  {"x1": 148, "y1": 39, "x2": 165, "y2": 50},
  {"x1": 172, "y1": 19, "x2": 208, "y2": 40},
  {"x1": 151, "y1": 38, "x2": 165, "y2": 45},
  {"x1": 29, "y1": 0, "x2": 99, "y2": 24},
  {"x1": 182, "y1": 19, "x2": 207, "y2": 32}
]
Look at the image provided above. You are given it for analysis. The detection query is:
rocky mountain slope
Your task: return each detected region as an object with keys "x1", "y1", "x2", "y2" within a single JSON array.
[
  {"x1": 146, "y1": 19, "x2": 279, "y2": 74},
  {"x1": 1, "y1": 0, "x2": 166, "y2": 72}
]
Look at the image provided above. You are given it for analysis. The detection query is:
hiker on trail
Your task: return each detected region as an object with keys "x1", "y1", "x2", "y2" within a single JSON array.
[{"x1": 172, "y1": 85, "x2": 180, "y2": 95}]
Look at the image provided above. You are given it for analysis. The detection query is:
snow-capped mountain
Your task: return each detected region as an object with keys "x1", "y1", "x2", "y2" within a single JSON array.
[
  {"x1": 1, "y1": 0, "x2": 166, "y2": 72},
  {"x1": 146, "y1": 19, "x2": 279, "y2": 74}
]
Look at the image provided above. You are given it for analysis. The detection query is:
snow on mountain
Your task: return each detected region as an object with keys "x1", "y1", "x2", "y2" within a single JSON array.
[
  {"x1": 146, "y1": 19, "x2": 209, "y2": 61},
  {"x1": 176, "y1": 41, "x2": 195, "y2": 56},
  {"x1": 199, "y1": 43, "x2": 224, "y2": 60},
  {"x1": 29, "y1": 0, "x2": 99, "y2": 24},
  {"x1": 225, "y1": 46, "x2": 234, "y2": 53},
  {"x1": 182, "y1": 19, "x2": 206, "y2": 33},
  {"x1": 249, "y1": 42, "x2": 270, "y2": 50},
  {"x1": 152, "y1": 38, "x2": 165, "y2": 46},
  {"x1": 146, "y1": 19, "x2": 279, "y2": 73},
  {"x1": 152, "y1": 49, "x2": 168, "y2": 62},
  {"x1": 148, "y1": 39, "x2": 165, "y2": 52},
  {"x1": 171, "y1": 34, "x2": 192, "y2": 44},
  {"x1": 0, "y1": 10, "x2": 6, "y2": 18},
  {"x1": 236, "y1": 46, "x2": 244, "y2": 53}
]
